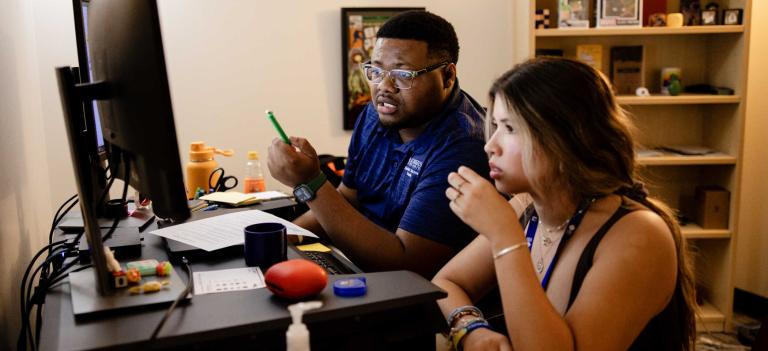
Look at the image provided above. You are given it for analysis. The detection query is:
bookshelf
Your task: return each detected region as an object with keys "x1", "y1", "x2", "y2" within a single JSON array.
[{"x1": 531, "y1": 0, "x2": 752, "y2": 332}]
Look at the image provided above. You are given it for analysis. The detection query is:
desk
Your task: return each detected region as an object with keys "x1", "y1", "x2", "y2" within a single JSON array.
[{"x1": 39, "y1": 202, "x2": 447, "y2": 350}]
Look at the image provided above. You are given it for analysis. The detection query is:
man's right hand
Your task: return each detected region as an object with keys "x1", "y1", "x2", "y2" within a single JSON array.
[{"x1": 267, "y1": 137, "x2": 321, "y2": 187}]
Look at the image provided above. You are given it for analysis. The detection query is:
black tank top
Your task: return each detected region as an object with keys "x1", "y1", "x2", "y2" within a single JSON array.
[{"x1": 562, "y1": 200, "x2": 687, "y2": 350}]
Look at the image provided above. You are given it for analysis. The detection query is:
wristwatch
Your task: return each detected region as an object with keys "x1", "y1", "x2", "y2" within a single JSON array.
[{"x1": 293, "y1": 172, "x2": 327, "y2": 203}]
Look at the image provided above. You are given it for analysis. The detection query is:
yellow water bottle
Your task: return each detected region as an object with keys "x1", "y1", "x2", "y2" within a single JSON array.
[{"x1": 185, "y1": 141, "x2": 233, "y2": 199}]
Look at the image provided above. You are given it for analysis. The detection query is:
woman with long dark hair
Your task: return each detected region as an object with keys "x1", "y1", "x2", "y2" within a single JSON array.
[{"x1": 434, "y1": 57, "x2": 696, "y2": 350}]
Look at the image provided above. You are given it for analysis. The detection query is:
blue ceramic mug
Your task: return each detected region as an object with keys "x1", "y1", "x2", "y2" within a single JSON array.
[{"x1": 244, "y1": 223, "x2": 287, "y2": 269}]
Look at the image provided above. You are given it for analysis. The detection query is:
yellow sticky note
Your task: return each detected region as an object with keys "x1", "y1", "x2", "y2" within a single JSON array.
[{"x1": 296, "y1": 243, "x2": 332, "y2": 253}]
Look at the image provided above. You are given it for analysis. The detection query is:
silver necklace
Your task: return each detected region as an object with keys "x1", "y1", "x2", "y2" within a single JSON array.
[
  {"x1": 540, "y1": 219, "x2": 569, "y2": 247},
  {"x1": 536, "y1": 225, "x2": 566, "y2": 273}
]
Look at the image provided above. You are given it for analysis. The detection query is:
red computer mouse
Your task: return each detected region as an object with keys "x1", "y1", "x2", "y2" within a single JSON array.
[{"x1": 264, "y1": 259, "x2": 328, "y2": 300}]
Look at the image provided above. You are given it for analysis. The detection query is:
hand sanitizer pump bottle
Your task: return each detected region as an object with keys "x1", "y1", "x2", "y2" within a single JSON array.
[{"x1": 286, "y1": 301, "x2": 323, "y2": 351}]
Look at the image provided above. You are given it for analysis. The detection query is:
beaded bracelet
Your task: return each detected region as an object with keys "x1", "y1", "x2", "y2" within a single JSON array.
[
  {"x1": 451, "y1": 319, "x2": 492, "y2": 350},
  {"x1": 447, "y1": 305, "x2": 484, "y2": 329}
]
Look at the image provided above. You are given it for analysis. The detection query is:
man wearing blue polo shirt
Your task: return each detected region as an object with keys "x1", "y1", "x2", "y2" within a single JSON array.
[{"x1": 267, "y1": 11, "x2": 489, "y2": 278}]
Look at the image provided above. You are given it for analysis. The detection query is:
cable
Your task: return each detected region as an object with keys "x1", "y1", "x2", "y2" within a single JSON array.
[
  {"x1": 150, "y1": 257, "x2": 193, "y2": 340},
  {"x1": 17, "y1": 240, "x2": 67, "y2": 351},
  {"x1": 48, "y1": 194, "x2": 78, "y2": 247},
  {"x1": 102, "y1": 157, "x2": 130, "y2": 242},
  {"x1": 33, "y1": 261, "x2": 91, "y2": 344},
  {"x1": 25, "y1": 245, "x2": 71, "y2": 348},
  {"x1": 48, "y1": 264, "x2": 92, "y2": 288}
]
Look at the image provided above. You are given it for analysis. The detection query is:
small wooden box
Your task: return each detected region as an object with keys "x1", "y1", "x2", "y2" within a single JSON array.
[{"x1": 694, "y1": 186, "x2": 730, "y2": 229}]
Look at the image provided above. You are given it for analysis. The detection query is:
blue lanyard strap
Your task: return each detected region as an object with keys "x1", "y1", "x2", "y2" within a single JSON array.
[{"x1": 525, "y1": 199, "x2": 593, "y2": 290}]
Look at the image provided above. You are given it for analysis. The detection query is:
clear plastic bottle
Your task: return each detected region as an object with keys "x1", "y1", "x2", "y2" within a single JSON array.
[
  {"x1": 243, "y1": 151, "x2": 266, "y2": 193},
  {"x1": 286, "y1": 301, "x2": 322, "y2": 351}
]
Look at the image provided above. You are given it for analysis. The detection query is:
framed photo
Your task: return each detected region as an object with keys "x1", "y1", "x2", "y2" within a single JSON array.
[
  {"x1": 597, "y1": 0, "x2": 642, "y2": 27},
  {"x1": 340, "y1": 7, "x2": 424, "y2": 130},
  {"x1": 723, "y1": 8, "x2": 743, "y2": 25},
  {"x1": 558, "y1": 0, "x2": 589, "y2": 28},
  {"x1": 701, "y1": 10, "x2": 717, "y2": 25},
  {"x1": 681, "y1": 0, "x2": 701, "y2": 26}
]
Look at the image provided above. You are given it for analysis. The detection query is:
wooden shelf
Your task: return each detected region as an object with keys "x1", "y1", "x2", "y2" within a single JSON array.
[
  {"x1": 531, "y1": 0, "x2": 751, "y2": 331},
  {"x1": 681, "y1": 224, "x2": 731, "y2": 239},
  {"x1": 638, "y1": 153, "x2": 737, "y2": 166},
  {"x1": 617, "y1": 94, "x2": 741, "y2": 105},
  {"x1": 536, "y1": 25, "x2": 745, "y2": 37},
  {"x1": 697, "y1": 301, "x2": 726, "y2": 332}
]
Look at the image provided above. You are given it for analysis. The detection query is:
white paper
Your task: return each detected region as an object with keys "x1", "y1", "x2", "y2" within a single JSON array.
[
  {"x1": 148, "y1": 209, "x2": 317, "y2": 251},
  {"x1": 193, "y1": 267, "x2": 266, "y2": 295}
]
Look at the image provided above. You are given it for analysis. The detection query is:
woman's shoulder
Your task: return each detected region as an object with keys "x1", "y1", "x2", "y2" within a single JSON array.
[{"x1": 597, "y1": 197, "x2": 677, "y2": 266}]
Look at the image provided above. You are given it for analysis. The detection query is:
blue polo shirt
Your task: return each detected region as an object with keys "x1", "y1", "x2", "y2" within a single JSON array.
[{"x1": 342, "y1": 84, "x2": 489, "y2": 249}]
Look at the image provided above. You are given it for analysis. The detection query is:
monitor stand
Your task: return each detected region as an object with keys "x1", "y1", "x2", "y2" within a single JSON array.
[
  {"x1": 57, "y1": 207, "x2": 156, "y2": 233},
  {"x1": 69, "y1": 265, "x2": 189, "y2": 319}
]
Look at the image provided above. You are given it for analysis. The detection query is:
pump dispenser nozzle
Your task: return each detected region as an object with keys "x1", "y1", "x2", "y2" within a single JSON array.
[{"x1": 286, "y1": 301, "x2": 323, "y2": 351}]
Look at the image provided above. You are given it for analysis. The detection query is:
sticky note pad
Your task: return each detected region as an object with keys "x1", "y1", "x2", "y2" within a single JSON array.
[{"x1": 296, "y1": 243, "x2": 332, "y2": 253}]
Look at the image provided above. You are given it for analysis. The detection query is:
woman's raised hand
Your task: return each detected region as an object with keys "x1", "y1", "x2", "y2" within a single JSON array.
[{"x1": 446, "y1": 166, "x2": 519, "y2": 244}]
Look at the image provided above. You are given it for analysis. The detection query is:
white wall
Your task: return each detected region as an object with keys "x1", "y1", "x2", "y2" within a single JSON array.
[
  {"x1": 0, "y1": 1, "x2": 517, "y2": 348},
  {"x1": 157, "y1": 0, "x2": 516, "y2": 193},
  {"x1": 735, "y1": 0, "x2": 768, "y2": 298},
  {"x1": 0, "y1": 1, "x2": 71, "y2": 348}
]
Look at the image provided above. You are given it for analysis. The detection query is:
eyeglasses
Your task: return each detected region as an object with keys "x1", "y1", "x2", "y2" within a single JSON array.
[{"x1": 361, "y1": 61, "x2": 450, "y2": 90}]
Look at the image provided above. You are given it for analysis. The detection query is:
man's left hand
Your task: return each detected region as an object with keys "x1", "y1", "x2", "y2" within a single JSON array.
[{"x1": 267, "y1": 136, "x2": 321, "y2": 187}]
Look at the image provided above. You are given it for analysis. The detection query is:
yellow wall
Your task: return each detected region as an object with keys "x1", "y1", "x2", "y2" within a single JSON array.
[{"x1": 735, "y1": 1, "x2": 768, "y2": 297}]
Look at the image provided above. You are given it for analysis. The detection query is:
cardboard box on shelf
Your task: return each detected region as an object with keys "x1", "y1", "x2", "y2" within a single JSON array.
[{"x1": 695, "y1": 186, "x2": 730, "y2": 229}]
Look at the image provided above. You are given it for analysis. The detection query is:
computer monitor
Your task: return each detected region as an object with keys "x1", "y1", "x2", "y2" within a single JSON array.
[
  {"x1": 73, "y1": 0, "x2": 105, "y2": 154},
  {"x1": 57, "y1": 0, "x2": 189, "y2": 296}
]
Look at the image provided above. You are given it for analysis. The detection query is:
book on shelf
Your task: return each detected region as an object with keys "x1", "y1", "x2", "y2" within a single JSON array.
[
  {"x1": 576, "y1": 44, "x2": 603, "y2": 72},
  {"x1": 535, "y1": 48, "x2": 564, "y2": 57},
  {"x1": 610, "y1": 45, "x2": 644, "y2": 95}
]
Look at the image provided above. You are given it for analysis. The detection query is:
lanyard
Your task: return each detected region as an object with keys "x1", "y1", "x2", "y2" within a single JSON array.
[{"x1": 525, "y1": 199, "x2": 593, "y2": 290}]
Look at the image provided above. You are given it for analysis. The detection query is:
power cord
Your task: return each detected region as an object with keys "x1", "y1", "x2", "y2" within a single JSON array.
[
  {"x1": 19, "y1": 155, "x2": 125, "y2": 350},
  {"x1": 17, "y1": 240, "x2": 69, "y2": 351},
  {"x1": 150, "y1": 257, "x2": 193, "y2": 340},
  {"x1": 47, "y1": 194, "x2": 78, "y2": 247},
  {"x1": 17, "y1": 190, "x2": 93, "y2": 351},
  {"x1": 102, "y1": 157, "x2": 130, "y2": 242}
]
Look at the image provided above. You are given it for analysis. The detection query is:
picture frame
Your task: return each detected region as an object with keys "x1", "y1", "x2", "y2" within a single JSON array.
[
  {"x1": 723, "y1": 8, "x2": 743, "y2": 25},
  {"x1": 680, "y1": 0, "x2": 701, "y2": 26},
  {"x1": 701, "y1": 10, "x2": 717, "y2": 25},
  {"x1": 340, "y1": 7, "x2": 424, "y2": 130},
  {"x1": 597, "y1": 0, "x2": 642, "y2": 27},
  {"x1": 558, "y1": 0, "x2": 589, "y2": 28}
]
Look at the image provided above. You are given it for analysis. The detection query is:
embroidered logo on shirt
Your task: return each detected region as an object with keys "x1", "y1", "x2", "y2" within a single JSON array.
[{"x1": 404, "y1": 157, "x2": 423, "y2": 178}]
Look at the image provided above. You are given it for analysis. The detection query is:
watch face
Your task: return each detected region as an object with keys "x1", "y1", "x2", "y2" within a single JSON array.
[{"x1": 293, "y1": 185, "x2": 313, "y2": 203}]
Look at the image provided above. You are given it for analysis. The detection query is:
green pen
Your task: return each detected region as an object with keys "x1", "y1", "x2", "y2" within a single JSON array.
[{"x1": 266, "y1": 110, "x2": 291, "y2": 144}]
